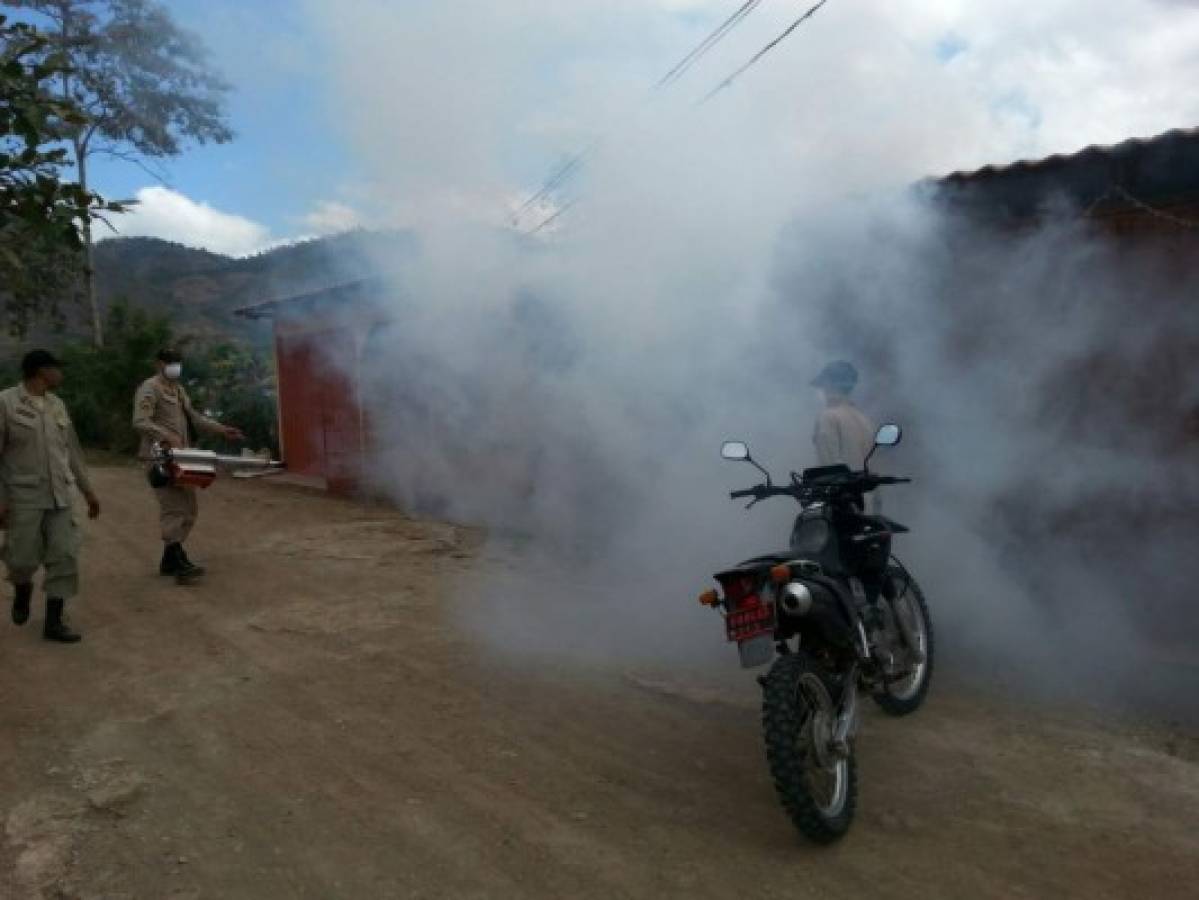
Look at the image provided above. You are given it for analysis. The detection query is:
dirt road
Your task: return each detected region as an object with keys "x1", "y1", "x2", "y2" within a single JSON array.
[{"x1": 1, "y1": 465, "x2": 1196, "y2": 899}]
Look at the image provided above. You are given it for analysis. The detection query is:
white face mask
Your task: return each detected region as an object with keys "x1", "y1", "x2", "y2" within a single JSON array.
[{"x1": 163, "y1": 363, "x2": 183, "y2": 380}]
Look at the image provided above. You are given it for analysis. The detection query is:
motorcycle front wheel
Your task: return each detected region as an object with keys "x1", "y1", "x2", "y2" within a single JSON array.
[
  {"x1": 762, "y1": 652, "x2": 857, "y2": 844},
  {"x1": 873, "y1": 568, "x2": 935, "y2": 717}
]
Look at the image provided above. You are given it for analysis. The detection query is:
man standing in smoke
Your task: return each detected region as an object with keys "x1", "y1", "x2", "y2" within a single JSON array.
[
  {"x1": 811, "y1": 360, "x2": 876, "y2": 470},
  {"x1": 133, "y1": 349, "x2": 244, "y2": 581}
]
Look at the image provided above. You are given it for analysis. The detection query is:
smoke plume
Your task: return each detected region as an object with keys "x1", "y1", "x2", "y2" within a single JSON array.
[{"x1": 296, "y1": 0, "x2": 1199, "y2": 718}]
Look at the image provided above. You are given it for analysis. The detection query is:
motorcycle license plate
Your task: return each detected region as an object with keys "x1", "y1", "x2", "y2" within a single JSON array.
[
  {"x1": 725, "y1": 602, "x2": 776, "y2": 643},
  {"x1": 737, "y1": 633, "x2": 775, "y2": 669}
]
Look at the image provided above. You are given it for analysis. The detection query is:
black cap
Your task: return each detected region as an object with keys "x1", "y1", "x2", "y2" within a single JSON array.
[
  {"x1": 811, "y1": 360, "x2": 859, "y2": 393},
  {"x1": 21, "y1": 349, "x2": 64, "y2": 379},
  {"x1": 156, "y1": 348, "x2": 183, "y2": 363}
]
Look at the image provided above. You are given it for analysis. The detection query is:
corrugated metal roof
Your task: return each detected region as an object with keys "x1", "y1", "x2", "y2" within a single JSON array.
[
  {"x1": 933, "y1": 125, "x2": 1199, "y2": 225},
  {"x1": 234, "y1": 277, "x2": 381, "y2": 319},
  {"x1": 940, "y1": 126, "x2": 1199, "y2": 186}
]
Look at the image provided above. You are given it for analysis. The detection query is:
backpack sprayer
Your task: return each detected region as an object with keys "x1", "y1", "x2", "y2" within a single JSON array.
[{"x1": 147, "y1": 442, "x2": 285, "y2": 489}]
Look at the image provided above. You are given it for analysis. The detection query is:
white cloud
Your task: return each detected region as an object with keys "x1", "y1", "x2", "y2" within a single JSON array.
[
  {"x1": 300, "y1": 200, "x2": 363, "y2": 235},
  {"x1": 107, "y1": 186, "x2": 275, "y2": 257},
  {"x1": 103, "y1": 187, "x2": 369, "y2": 256}
]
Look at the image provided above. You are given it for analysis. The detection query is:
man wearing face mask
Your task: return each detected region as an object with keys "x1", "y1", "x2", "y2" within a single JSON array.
[
  {"x1": 133, "y1": 349, "x2": 244, "y2": 580},
  {"x1": 0, "y1": 350, "x2": 101, "y2": 642}
]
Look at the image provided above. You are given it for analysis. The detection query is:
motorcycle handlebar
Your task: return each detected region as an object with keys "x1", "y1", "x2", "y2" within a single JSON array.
[{"x1": 730, "y1": 473, "x2": 911, "y2": 504}]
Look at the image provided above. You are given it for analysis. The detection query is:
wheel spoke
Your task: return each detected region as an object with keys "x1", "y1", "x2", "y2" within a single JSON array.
[{"x1": 792, "y1": 671, "x2": 847, "y2": 816}]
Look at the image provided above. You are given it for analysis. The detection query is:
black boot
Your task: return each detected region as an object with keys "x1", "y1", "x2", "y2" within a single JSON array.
[
  {"x1": 11, "y1": 582, "x2": 32, "y2": 626},
  {"x1": 43, "y1": 598, "x2": 81, "y2": 644},
  {"x1": 175, "y1": 545, "x2": 206, "y2": 582},
  {"x1": 159, "y1": 542, "x2": 182, "y2": 576}
]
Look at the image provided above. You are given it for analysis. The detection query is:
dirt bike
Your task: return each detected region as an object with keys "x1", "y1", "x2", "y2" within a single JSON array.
[{"x1": 696, "y1": 424, "x2": 933, "y2": 843}]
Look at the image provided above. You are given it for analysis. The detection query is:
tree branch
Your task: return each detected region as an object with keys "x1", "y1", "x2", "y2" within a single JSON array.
[
  {"x1": 90, "y1": 141, "x2": 171, "y2": 184},
  {"x1": 78, "y1": 120, "x2": 99, "y2": 155}
]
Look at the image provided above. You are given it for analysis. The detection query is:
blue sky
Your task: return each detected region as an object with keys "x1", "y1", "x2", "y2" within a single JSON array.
[{"x1": 89, "y1": 0, "x2": 355, "y2": 243}]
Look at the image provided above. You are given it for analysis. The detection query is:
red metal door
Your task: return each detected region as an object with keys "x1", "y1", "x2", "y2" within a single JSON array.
[
  {"x1": 318, "y1": 366, "x2": 362, "y2": 495},
  {"x1": 276, "y1": 329, "x2": 363, "y2": 492},
  {"x1": 276, "y1": 335, "x2": 322, "y2": 480}
]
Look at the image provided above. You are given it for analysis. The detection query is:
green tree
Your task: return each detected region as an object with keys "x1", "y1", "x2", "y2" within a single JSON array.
[
  {"x1": 4, "y1": 0, "x2": 233, "y2": 347},
  {"x1": 57, "y1": 297, "x2": 169, "y2": 451},
  {"x1": 1, "y1": 13, "x2": 117, "y2": 335},
  {"x1": 182, "y1": 341, "x2": 277, "y2": 455}
]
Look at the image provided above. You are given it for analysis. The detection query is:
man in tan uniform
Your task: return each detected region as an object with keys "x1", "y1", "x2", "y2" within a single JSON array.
[
  {"x1": 1, "y1": 350, "x2": 101, "y2": 643},
  {"x1": 811, "y1": 360, "x2": 876, "y2": 470},
  {"x1": 133, "y1": 349, "x2": 243, "y2": 580}
]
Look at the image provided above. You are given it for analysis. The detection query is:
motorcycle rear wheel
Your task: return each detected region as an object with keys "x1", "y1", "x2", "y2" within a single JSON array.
[{"x1": 762, "y1": 652, "x2": 857, "y2": 844}]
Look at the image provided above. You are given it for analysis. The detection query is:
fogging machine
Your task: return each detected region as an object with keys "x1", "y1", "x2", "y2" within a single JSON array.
[{"x1": 147, "y1": 442, "x2": 285, "y2": 489}]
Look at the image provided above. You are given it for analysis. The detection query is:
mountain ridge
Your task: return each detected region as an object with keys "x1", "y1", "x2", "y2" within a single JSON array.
[{"x1": 1, "y1": 230, "x2": 416, "y2": 360}]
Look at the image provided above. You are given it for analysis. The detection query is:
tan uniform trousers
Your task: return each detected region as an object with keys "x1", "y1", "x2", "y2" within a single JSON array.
[
  {"x1": 154, "y1": 483, "x2": 199, "y2": 544},
  {"x1": 3, "y1": 507, "x2": 81, "y2": 599}
]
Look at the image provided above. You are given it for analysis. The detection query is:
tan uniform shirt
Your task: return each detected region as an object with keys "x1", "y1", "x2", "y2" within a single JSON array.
[
  {"x1": 0, "y1": 384, "x2": 93, "y2": 510},
  {"x1": 813, "y1": 400, "x2": 876, "y2": 470},
  {"x1": 132, "y1": 375, "x2": 224, "y2": 459}
]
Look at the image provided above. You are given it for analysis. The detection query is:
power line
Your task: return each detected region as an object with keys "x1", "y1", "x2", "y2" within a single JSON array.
[
  {"x1": 702, "y1": 0, "x2": 830, "y2": 103},
  {"x1": 514, "y1": 0, "x2": 771, "y2": 230},
  {"x1": 656, "y1": 0, "x2": 764, "y2": 90},
  {"x1": 510, "y1": 140, "x2": 598, "y2": 227},
  {"x1": 529, "y1": 198, "x2": 579, "y2": 235}
]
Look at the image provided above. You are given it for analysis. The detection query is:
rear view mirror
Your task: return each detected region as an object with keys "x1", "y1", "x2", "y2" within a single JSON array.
[
  {"x1": 721, "y1": 441, "x2": 750, "y2": 461},
  {"x1": 874, "y1": 424, "x2": 902, "y2": 447}
]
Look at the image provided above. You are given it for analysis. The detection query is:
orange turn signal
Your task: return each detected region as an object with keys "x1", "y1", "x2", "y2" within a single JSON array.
[
  {"x1": 769, "y1": 564, "x2": 792, "y2": 585},
  {"x1": 698, "y1": 589, "x2": 720, "y2": 607}
]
